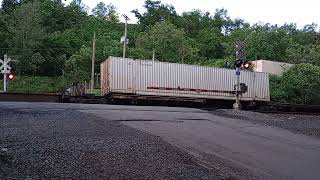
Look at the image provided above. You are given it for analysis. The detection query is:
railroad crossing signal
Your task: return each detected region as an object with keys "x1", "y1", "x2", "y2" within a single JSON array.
[
  {"x1": 243, "y1": 61, "x2": 252, "y2": 69},
  {"x1": 0, "y1": 55, "x2": 12, "y2": 74},
  {"x1": 0, "y1": 54, "x2": 15, "y2": 92},
  {"x1": 234, "y1": 60, "x2": 252, "y2": 69},
  {"x1": 234, "y1": 41, "x2": 246, "y2": 110}
]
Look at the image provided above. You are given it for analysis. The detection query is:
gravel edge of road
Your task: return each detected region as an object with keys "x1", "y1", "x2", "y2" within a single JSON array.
[
  {"x1": 209, "y1": 109, "x2": 320, "y2": 138},
  {"x1": 1, "y1": 108, "x2": 220, "y2": 180}
]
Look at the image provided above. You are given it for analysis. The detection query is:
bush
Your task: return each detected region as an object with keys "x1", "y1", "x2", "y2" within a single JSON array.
[
  {"x1": 0, "y1": 76, "x2": 72, "y2": 94},
  {"x1": 270, "y1": 63, "x2": 320, "y2": 104}
]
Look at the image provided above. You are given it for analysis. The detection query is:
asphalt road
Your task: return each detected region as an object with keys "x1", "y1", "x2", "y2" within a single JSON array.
[{"x1": 1, "y1": 102, "x2": 320, "y2": 180}]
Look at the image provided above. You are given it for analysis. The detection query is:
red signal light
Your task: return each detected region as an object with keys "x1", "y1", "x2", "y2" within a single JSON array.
[
  {"x1": 243, "y1": 61, "x2": 252, "y2": 69},
  {"x1": 8, "y1": 74, "x2": 14, "y2": 81}
]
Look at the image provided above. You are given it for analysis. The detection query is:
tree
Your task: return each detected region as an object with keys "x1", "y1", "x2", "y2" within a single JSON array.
[
  {"x1": 92, "y1": 2, "x2": 119, "y2": 22},
  {"x1": 41, "y1": 0, "x2": 87, "y2": 32},
  {"x1": 241, "y1": 24, "x2": 292, "y2": 61},
  {"x1": 0, "y1": 11, "x2": 9, "y2": 57},
  {"x1": 279, "y1": 23, "x2": 317, "y2": 45},
  {"x1": 62, "y1": 15, "x2": 124, "y2": 80},
  {"x1": 213, "y1": 9, "x2": 232, "y2": 33},
  {"x1": 136, "y1": 21, "x2": 198, "y2": 63},
  {"x1": 270, "y1": 64, "x2": 320, "y2": 104},
  {"x1": 286, "y1": 44, "x2": 320, "y2": 66},
  {"x1": 8, "y1": 1, "x2": 47, "y2": 75},
  {"x1": 177, "y1": 10, "x2": 212, "y2": 38},
  {"x1": 303, "y1": 23, "x2": 318, "y2": 33},
  {"x1": 64, "y1": 47, "x2": 91, "y2": 82},
  {"x1": 1, "y1": 0, "x2": 19, "y2": 14},
  {"x1": 132, "y1": 0, "x2": 178, "y2": 27},
  {"x1": 196, "y1": 28, "x2": 225, "y2": 59},
  {"x1": 30, "y1": 52, "x2": 45, "y2": 74}
]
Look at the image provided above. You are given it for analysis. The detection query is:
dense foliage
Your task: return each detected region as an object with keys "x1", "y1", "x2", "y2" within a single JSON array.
[
  {"x1": 270, "y1": 64, "x2": 320, "y2": 105},
  {"x1": 0, "y1": 0, "x2": 319, "y2": 104},
  {"x1": 0, "y1": 76, "x2": 69, "y2": 94}
]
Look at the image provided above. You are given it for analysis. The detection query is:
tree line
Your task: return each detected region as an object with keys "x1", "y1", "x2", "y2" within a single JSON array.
[{"x1": 1, "y1": 0, "x2": 320, "y2": 104}]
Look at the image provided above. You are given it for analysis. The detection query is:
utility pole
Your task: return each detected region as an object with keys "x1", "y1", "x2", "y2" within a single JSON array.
[
  {"x1": 91, "y1": 32, "x2": 96, "y2": 93},
  {"x1": 122, "y1": 14, "x2": 130, "y2": 59}
]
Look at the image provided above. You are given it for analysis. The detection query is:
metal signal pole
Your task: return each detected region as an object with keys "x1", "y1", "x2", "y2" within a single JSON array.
[
  {"x1": 152, "y1": 49, "x2": 155, "y2": 62},
  {"x1": 235, "y1": 67, "x2": 241, "y2": 109},
  {"x1": 3, "y1": 68, "x2": 7, "y2": 92},
  {"x1": 234, "y1": 41, "x2": 246, "y2": 110},
  {"x1": 1, "y1": 55, "x2": 13, "y2": 93},
  {"x1": 122, "y1": 14, "x2": 130, "y2": 59}
]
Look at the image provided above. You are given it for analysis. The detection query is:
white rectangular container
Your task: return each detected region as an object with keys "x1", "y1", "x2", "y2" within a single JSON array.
[
  {"x1": 101, "y1": 57, "x2": 270, "y2": 102},
  {"x1": 253, "y1": 60, "x2": 294, "y2": 75}
]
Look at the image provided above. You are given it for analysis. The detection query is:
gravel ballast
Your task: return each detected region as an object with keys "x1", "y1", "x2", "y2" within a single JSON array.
[{"x1": 0, "y1": 107, "x2": 216, "y2": 180}]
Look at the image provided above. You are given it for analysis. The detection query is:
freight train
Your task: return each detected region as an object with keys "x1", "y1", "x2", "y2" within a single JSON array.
[{"x1": 100, "y1": 57, "x2": 270, "y2": 107}]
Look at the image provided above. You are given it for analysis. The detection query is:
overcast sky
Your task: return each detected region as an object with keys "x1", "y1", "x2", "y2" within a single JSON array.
[{"x1": 70, "y1": 0, "x2": 318, "y2": 28}]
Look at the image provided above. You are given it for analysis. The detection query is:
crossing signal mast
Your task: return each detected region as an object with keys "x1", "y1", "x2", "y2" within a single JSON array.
[
  {"x1": 122, "y1": 14, "x2": 130, "y2": 59},
  {"x1": 234, "y1": 41, "x2": 252, "y2": 110},
  {"x1": 0, "y1": 55, "x2": 15, "y2": 92}
]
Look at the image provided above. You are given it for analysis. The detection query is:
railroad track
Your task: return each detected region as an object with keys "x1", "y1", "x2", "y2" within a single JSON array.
[
  {"x1": 0, "y1": 93, "x2": 62, "y2": 103},
  {"x1": 1, "y1": 93, "x2": 320, "y2": 115},
  {"x1": 255, "y1": 110, "x2": 320, "y2": 115},
  {"x1": 257, "y1": 104, "x2": 320, "y2": 115}
]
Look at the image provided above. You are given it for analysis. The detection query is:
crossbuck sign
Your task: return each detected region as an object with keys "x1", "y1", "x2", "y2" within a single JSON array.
[
  {"x1": 0, "y1": 55, "x2": 12, "y2": 74},
  {"x1": 0, "y1": 55, "x2": 13, "y2": 92}
]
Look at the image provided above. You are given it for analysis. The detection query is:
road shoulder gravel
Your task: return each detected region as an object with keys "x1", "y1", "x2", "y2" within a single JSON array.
[
  {"x1": 211, "y1": 109, "x2": 320, "y2": 138},
  {"x1": 0, "y1": 107, "x2": 216, "y2": 180}
]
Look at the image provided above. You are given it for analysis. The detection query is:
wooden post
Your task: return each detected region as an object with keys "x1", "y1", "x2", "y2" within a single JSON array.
[{"x1": 91, "y1": 32, "x2": 96, "y2": 93}]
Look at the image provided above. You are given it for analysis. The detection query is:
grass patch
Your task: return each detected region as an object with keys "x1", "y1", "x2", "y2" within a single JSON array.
[{"x1": 0, "y1": 76, "x2": 71, "y2": 94}]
